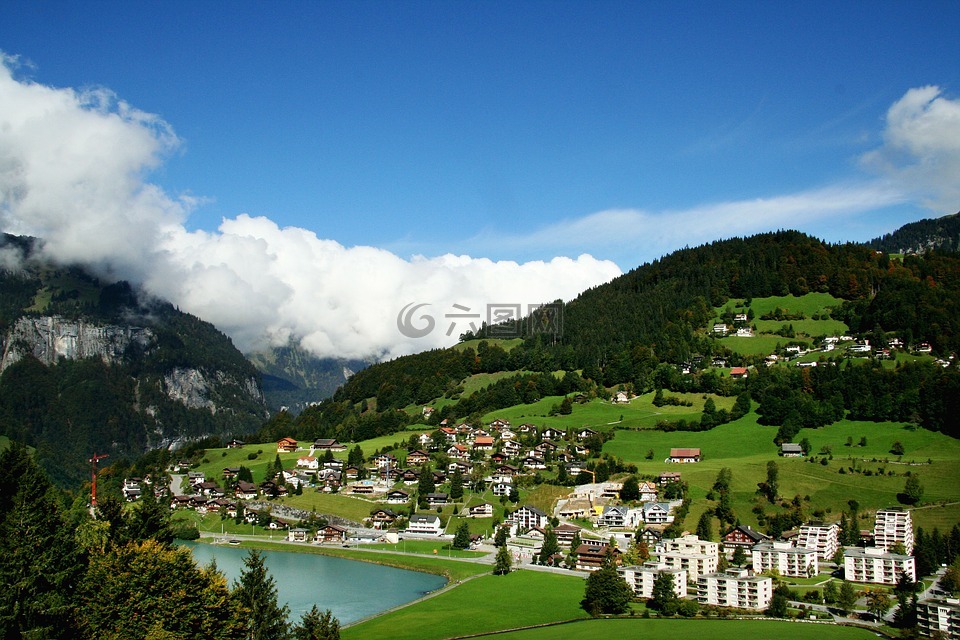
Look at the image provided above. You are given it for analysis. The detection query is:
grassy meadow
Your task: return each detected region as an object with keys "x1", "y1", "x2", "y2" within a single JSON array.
[
  {"x1": 342, "y1": 570, "x2": 589, "y2": 640},
  {"x1": 488, "y1": 618, "x2": 879, "y2": 640}
]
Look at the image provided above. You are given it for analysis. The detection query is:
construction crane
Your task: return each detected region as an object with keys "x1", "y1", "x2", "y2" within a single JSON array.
[{"x1": 89, "y1": 452, "x2": 109, "y2": 513}]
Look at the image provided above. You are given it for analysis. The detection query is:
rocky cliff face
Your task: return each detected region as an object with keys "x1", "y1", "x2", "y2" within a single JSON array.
[
  {"x1": 0, "y1": 315, "x2": 153, "y2": 371},
  {"x1": 1, "y1": 314, "x2": 264, "y2": 415}
]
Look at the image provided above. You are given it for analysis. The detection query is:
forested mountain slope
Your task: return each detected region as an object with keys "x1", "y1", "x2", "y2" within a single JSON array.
[{"x1": 0, "y1": 234, "x2": 267, "y2": 486}]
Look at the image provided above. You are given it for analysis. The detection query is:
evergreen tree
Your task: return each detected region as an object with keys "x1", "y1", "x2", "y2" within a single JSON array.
[
  {"x1": 619, "y1": 476, "x2": 640, "y2": 502},
  {"x1": 696, "y1": 511, "x2": 713, "y2": 541},
  {"x1": 449, "y1": 466, "x2": 464, "y2": 501},
  {"x1": 866, "y1": 590, "x2": 891, "y2": 620},
  {"x1": 649, "y1": 572, "x2": 677, "y2": 612},
  {"x1": 232, "y1": 549, "x2": 290, "y2": 640},
  {"x1": 823, "y1": 579, "x2": 839, "y2": 604},
  {"x1": 570, "y1": 530, "x2": 582, "y2": 553},
  {"x1": 537, "y1": 527, "x2": 561, "y2": 565},
  {"x1": 494, "y1": 525, "x2": 509, "y2": 547},
  {"x1": 838, "y1": 581, "x2": 858, "y2": 611},
  {"x1": 347, "y1": 445, "x2": 364, "y2": 468},
  {"x1": 126, "y1": 483, "x2": 173, "y2": 545},
  {"x1": 581, "y1": 558, "x2": 633, "y2": 615},
  {"x1": 493, "y1": 545, "x2": 512, "y2": 575},
  {"x1": 417, "y1": 465, "x2": 436, "y2": 508},
  {"x1": 0, "y1": 444, "x2": 84, "y2": 638},
  {"x1": 732, "y1": 545, "x2": 747, "y2": 567},
  {"x1": 452, "y1": 522, "x2": 471, "y2": 550},
  {"x1": 293, "y1": 605, "x2": 341, "y2": 640},
  {"x1": 767, "y1": 585, "x2": 790, "y2": 617}
]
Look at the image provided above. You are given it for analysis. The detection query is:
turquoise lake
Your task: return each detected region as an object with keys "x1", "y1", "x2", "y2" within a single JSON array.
[{"x1": 184, "y1": 542, "x2": 446, "y2": 624}]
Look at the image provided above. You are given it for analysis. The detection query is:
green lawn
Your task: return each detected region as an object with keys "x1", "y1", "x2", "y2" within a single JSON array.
[
  {"x1": 481, "y1": 391, "x2": 735, "y2": 433},
  {"x1": 342, "y1": 570, "x2": 588, "y2": 640},
  {"x1": 362, "y1": 539, "x2": 487, "y2": 558},
  {"x1": 491, "y1": 618, "x2": 878, "y2": 640},
  {"x1": 603, "y1": 414, "x2": 960, "y2": 531}
]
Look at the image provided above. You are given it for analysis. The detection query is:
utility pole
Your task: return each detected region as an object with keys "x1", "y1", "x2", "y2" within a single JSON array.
[{"x1": 89, "y1": 452, "x2": 109, "y2": 515}]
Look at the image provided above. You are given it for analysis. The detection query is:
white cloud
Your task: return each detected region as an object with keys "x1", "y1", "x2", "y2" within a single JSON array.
[
  {"x1": 861, "y1": 85, "x2": 960, "y2": 213},
  {"x1": 0, "y1": 57, "x2": 620, "y2": 360},
  {"x1": 468, "y1": 181, "x2": 907, "y2": 265}
]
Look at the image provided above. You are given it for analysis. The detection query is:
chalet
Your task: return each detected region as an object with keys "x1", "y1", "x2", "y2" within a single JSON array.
[
  {"x1": 639, "y1": 527, "x2": 663, "y2": 547},
  {"x1": 406, "y1": 450, "x2": 431, "y2": 466},
  {"x1": 431, "y1": 470, "x2": 447, "y2": 484},
  {"x1": 312, "y1": 438, "x2": 346, "y2": 451},
  {"x1": 344, "y1": 466, "x2": 361, "y2": 480},
  {"x1": 522, "y1": 456, "x2": 547, "y2": 470},
  {"x1": 488, "y1": 418, "x2": 510, "y2": 430},
  {"x1": 267, "y1": 519, "x2": 290, "y2": 531},
  {"x1": 735, "y1": 327, "x2": 753, "y2": 337},
  {"x1": 297, "y1": 456, "x2": 320, "y2": 470},
  {"x1": 439, "y1": 427, "x2": 458, "y2": 442},
  {"x1": 198, "y1": 481, "x2": 224, "y2": 497},
  {"x1": 468, "y1": 503, "x2": 494, "y2": 518},
  {"x1": 554, "y1": 523, "x2": 583, "y2": 545},
  {"x1": 174, "y1": 460, "x2": 193, "y2": 473},
  {"x1": 491, "y1": 482, "x2": 512, "y2": 497},
  {"x1": 723, "y1": 524, "x2": 769, "y2": 555},
  {"x1": 170, "y1": 495, "x2": 192, "y2": 509},
  {"x1": 373, "y1": 453, "x2": 398, "y2": 469},
  {"x1": 598, "y1": 505, "x2": 629, "y2": 528},
  {"x1": 541, "y1": 428, "x2": 564, "y2": 440},
  {"x1": 712, "y1": 357, "x2": 727, "y2": 367},
  {"x1": 386, "y1": 489, "x2": 410, "y2": 504},
  {"x1": 122, "y1": 479, "x2": 142, "y2": 501},
  {"x1": 222, "y1": 467, "x2": 240, "y2": 479},
  {"x1": 472, "y1": 436, "x2": 495, "y2": 451},
  {"x1": 351, "y1": 484, "x2": 375, "y2": 495},
  {"x1": 424, "y1": 493, "x2": 448, "y2": 506},
  {"x1": 369, "y1": 508, "x2": 397, "y2": 529},
  {"x1": 489, "y1": 452, "x2": 509, "y2": 465},
  {"x1": 188, "y1": 471, "x2": 206, "y2": 486},
  {"x1": 517, "y1": 423, "x2": 538, "y2": 435},
  {"x1": 495, "y1": 464, "x2": 519, "y2": 478},
  {"x1": 535, "y1": 440, "x2": 559, "y2": 455},
  {"x1": 916, "y1": 342, "x2": 933, "y2": 353},
  {"x1": 511, "y1": 505, "x2": 548, "y2": 531},
  {"x1": 501, "y1": 440, "x2": 522, "y2": 455},
  {"x1": 447, "y1": 461, "x2": 472, "y2": 475},
  {"x1": 407, "y1": 514, "x2": 443, "y2": 535},
  {"x1": 576, "y1": 544, "x2": 620, "y2": 571},
  {"x1": 288, "y1": 528, "x2": 310, "y2": 543},
  {"x1": 668, "y1": 448, "x2": 701, "y2": 463},
  {"x1": 277, "y1": 437, "x2": 298, "y2": 453},
  {"x1": 729, "y1": 367, "x2": 749, "y2": 379},
  {"x1": 733, "y1": 313, "x2": 748, "y2": 323},
  {"x1": 234, "y1": 481, "x2": 258, "y2": 499},
  {"x1": 577, "y1": 428, "x2": 598, "y2": 441},
  {"x1": 780, "y1": 443, "x2": 803, "y2": 457},
  {"x1": 315, "y1": 468, "x2": 342, "y2": 485},
  {"x1": 499, "y1": 428, "x2": 517, "y2": 441},
  {"x1": 612, "y1": 391, "x2": 630, "y2": 404},
  {"x1": 658, "y1": 472, "x2": 681, "y2": 484},
  {"x1": 315, "y1": 524, "x2": 349, "y2": 544},
  {"x1": 712, "y1": 323, "x2": 728, "y2": 336},
  {"x1": 422, "y1": 406, "x2": 435, "y2": 417},
  {"x1": 226, "y1": 439, "x2": 245, "y2": 449},
  {"x1": 447, "y1": 443, "x2": 470, "y2": 460},
  {"x1": 418, "y1": 433, "x2": 433, "y2": 448},
  {"x1": 637, "y1": 481, "x2": 658, "y2": 502},
  {"x1": 641, "y1": 502, "x2": 672, "y2": 524}
]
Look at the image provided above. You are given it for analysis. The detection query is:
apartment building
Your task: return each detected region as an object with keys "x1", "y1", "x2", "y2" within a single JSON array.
[
  {"x1": 843, "y1": 546, "x2": 916, "y2": 585},
  {"x1": 795, "y1": 521, "x2": 840, "y2": 561},
  {"x1": 751, "y1": 541, "x2": 819, "y2": 578},
  {"x1": 917, "y1": 597, "x2": 960, "y2": 639},
  {"x1": 874, "y1": 507, "x2": 914, "y2": 554},
  {"x1": 659, "y1": 534, "x2": 719, "y2": 581},
  {"x1": 696, "y1": 569, "x2": 773, "y2": 610},
  {"x1": 619, "y1": 562, "x2": 687, "y2": 599}
]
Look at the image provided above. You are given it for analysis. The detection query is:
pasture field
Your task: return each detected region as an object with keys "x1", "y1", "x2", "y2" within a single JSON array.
[
  {"x1": 489, "y1": 618, "x2": 878, "y2": 640},
  {"x1": 342, "y1": 570, "x2": 588, "y2": 640}
]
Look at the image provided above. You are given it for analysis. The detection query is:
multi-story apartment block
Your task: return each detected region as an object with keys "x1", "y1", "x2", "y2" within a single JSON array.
[
  {"x1": 696, "y1": 569, "x2": 773, "y2": 610},
  {"x1": 843, "y1": 546, "x2": 916, "y2": 585},
  {"x1": 874, "y1": 507, "x2": 914, "y2": 554},
  {"x1": 795, "y1": 521, "x2": 840, "y2": 561},
  {"x1": 619, "y1": 562, "x2": 688, "y2": 599},
  {"x1": 659, "y1": 534, "x2": 719, "y2": 581},
  {"x1": 751, "y1": 541, "x2": 819, "y2": 578},
  {"x1": 917, "y1": 597, "x2": 960, "y2": 639}
]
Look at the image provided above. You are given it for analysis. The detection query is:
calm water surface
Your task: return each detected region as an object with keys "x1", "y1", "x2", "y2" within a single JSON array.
[{"x1": 183, "y1": 542, "x2": 446, "y2": 624}]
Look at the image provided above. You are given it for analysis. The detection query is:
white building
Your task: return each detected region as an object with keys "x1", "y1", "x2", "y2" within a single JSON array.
[
  {"x1": 874, "y1": 507, "x2": 914, "y2": 554},
  {"x1": 696, "y1": 569, "x2": 772, "y2": 610},
  {"x1": 843, "y1": 546, "x2": 916, "y2": 585},
  {"x1": 407, "y1": 514, "x2": 443, "y2": 536},
  {"x1": 659, "y1": 534, "x2": 719, "y2": 581},
  {"x1": 917, "y1": 597, "x2": 960, "y2": 639},
  {"x1": 751, "y1": 541, "x2": 819, "y2": 578},
  {"x1": 619, "y1": 562, "x2": 687, "y2": 599},
  {"x1": 795, "y1": 521, "x2": 840, "y2": 561},
  {"x1": 511, "y1": 505, "x2": 548, "y2": 531}
]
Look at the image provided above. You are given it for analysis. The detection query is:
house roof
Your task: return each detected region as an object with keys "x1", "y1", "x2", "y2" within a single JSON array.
[
  {"x1": 781, "y1": 443, "x2": 803, "y2": 453},
  {"x1": 669, "y1": 448, "x2": 701, "y2": 457}
]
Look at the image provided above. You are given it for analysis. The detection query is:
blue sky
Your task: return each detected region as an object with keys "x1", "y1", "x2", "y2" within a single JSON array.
[{"x1": 2, "y1": 2, "x2": 959, "y2": 358}]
